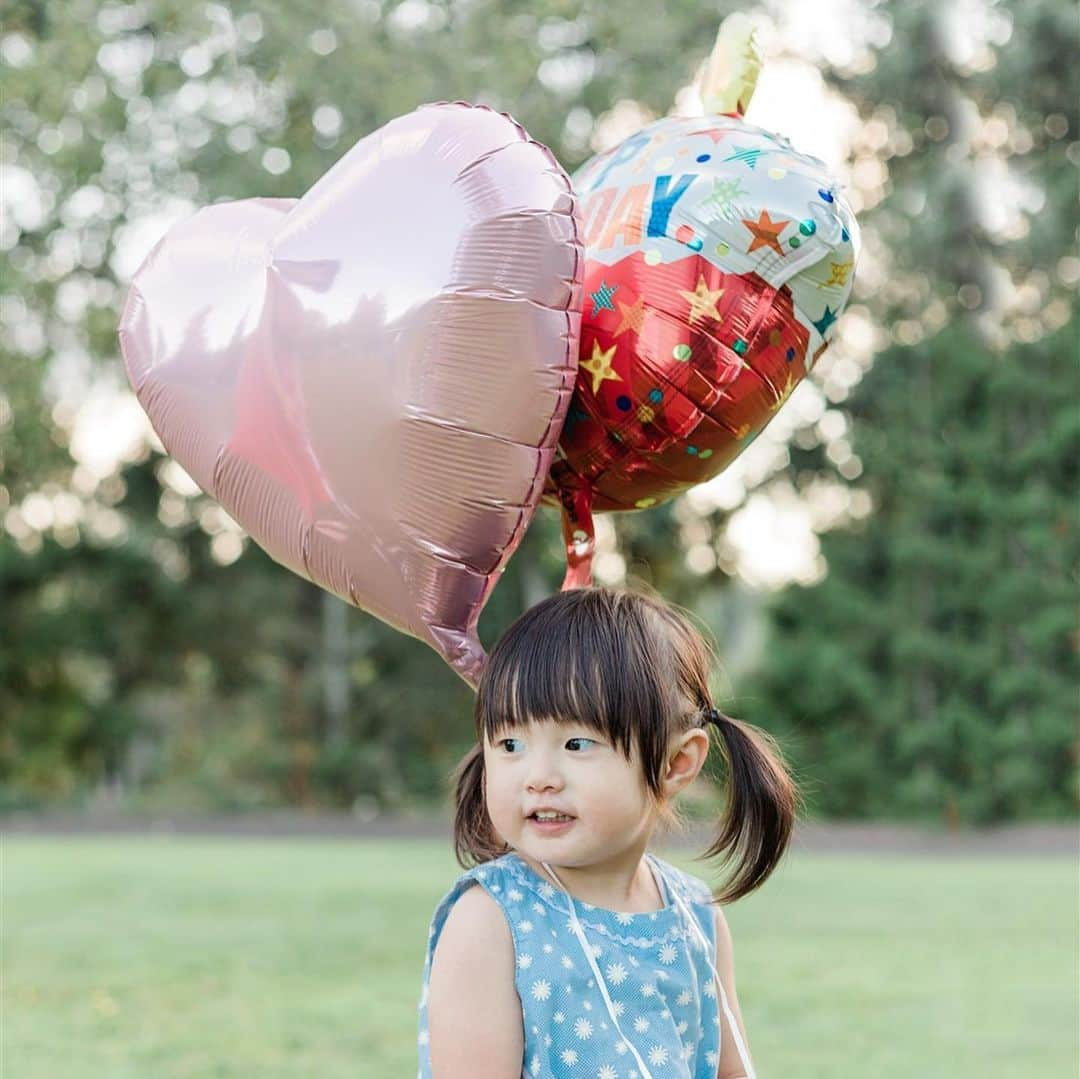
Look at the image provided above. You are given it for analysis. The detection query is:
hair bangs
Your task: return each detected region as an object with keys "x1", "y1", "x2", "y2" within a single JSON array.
[{"x1": 476, "y1": 589, "x2": 678, "y2": 768}]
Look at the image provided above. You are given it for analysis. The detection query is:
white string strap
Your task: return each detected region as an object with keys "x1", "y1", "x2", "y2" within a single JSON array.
[
  {"x1": 541, "y1": 857, "x2": 756, "y2": 1079},
  {"x1": 667, "y1": 884, "x2": 756, "y2": 1079},
  {"x1": 541, "y1": 860, "x2": 658, "y2": 1079}
]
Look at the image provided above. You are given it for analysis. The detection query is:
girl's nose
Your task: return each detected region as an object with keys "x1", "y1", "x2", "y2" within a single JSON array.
[
  {"x1": 527, "y1": 775, "x2": 565, "y2": 793},
  {"x1": 526, "y1": 758, "x2": 566, "y2": 793}
]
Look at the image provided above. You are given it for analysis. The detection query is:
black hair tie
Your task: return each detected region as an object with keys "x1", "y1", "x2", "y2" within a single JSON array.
[{"x1": 702, "y1": 707, "x2": 723, "y2": 728}]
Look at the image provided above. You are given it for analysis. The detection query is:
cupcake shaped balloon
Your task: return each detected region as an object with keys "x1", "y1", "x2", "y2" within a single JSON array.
[{"x1": 544, "y1": 14, "x2": 860, "y2": 587}]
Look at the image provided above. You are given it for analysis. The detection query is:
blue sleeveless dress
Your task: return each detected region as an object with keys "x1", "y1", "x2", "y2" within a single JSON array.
[{"x1": 416, "y1": 851, "x2": 724, "y2": 1079}]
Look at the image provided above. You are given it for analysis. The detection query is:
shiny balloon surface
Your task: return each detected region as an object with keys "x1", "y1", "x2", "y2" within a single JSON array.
[{"x1": 120, "y1": 102, "x2": 583, "y2": 684}]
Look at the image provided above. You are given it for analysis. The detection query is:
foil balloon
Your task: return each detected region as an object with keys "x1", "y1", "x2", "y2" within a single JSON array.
[
  {"x1": 119, "y1": 102, "x2": 582, "y2": 686},
  {"x1": 543, "y1": 15, "x2": 860, "y2": 587}
]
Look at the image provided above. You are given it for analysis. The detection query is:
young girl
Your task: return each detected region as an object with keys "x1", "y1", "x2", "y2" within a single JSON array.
[{"x1": 416, "y1": 587, "x2": 798, "y2": 1079}]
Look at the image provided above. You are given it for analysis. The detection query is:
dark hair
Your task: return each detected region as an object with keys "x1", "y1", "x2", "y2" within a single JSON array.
[{"x1": 451, "y1": 586, "x2": 798, "y2": 904}]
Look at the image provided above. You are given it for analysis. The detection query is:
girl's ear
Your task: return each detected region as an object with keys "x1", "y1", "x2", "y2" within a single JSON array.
[{"x1": 661, "y1": 728, "x2": 711, "y2": 797}]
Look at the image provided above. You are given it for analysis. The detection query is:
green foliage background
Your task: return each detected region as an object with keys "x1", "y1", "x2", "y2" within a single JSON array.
[{"x1": 1, "y1": 0, "x2": 1076, "y2": 821}]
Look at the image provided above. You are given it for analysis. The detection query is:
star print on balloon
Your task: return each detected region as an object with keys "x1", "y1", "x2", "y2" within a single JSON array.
[
  {"x1": 589, "y1": 280, "x2": 618, "y2": 317},
  {"x1": 771, "y1": 370, "x2": 799, "y2": 411},
  {"x1": 580, "y1": 340, "x2": 621, "y2": 395},
  {"x1": 742, "y1": 210, "x2": 790, "y2": 256},
  {"x1": 680, "y1": 276, "x2": 726, "y2": 323},
  {"x1": 542, "y1": 12, "x2": 861, "y2": 589},
  {"x1": 615, "y1": 295, "x2": 647, "y2": 335},
  {"x1": 688, "y1": 126, "x2": 731, "y2": 145},
  {"x1": 701, "y1": 178, "x2": 747, "y2": 214},
  {"x1": 824, "y1": 260, "x2": 854, "y2": 287},
  {"x1": 812, "y1": 305, "x2": 839, "y2": 336},
  {"x1": 724, "y1": 145, "x2": 764, "y2": 169}
]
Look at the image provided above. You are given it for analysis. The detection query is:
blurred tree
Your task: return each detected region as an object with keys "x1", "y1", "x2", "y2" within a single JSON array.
[
  {"x1": 750, "y1": 317, "x2": 1078, "y2": 822},
  {"x1": 745, "y1": 0, "x2": 1079, "y2": 822}
]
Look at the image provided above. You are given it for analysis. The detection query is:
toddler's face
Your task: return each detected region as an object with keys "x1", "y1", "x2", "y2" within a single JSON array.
[{"x1": 483, "y1": 717, "x2": 658, "y2": 870}]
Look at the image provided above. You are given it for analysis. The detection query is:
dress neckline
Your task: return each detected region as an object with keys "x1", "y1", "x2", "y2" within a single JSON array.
[{"x1": 503, "y1": 850, "x2": 674, "y2": 919}]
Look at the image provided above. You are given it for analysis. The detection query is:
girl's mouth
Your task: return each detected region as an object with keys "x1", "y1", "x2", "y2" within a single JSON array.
[{"x1": 528, "y1": 814, "x2": 576, "y2": 834}]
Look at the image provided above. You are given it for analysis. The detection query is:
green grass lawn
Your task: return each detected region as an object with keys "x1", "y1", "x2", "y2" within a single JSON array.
[{"x1": 3, "y1": 836, "x2": 1076, "y2": 1077}]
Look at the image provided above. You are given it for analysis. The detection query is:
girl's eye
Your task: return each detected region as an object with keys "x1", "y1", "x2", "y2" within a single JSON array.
[
  {"x1": 566, "y1": 738, "x2": 596, "y2": 752},
  {"x1": 499, "y1": 738, "x2": 523, "y2": 753}
]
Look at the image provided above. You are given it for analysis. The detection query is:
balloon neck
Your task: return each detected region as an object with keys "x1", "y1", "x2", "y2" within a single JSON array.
[{"x1": 559, "y1": 484, "x2": 596, "y2": 591}]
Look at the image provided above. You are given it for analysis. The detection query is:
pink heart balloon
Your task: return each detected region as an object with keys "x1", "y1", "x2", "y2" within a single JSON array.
[{"x1": 119, "y1": 102, "x2": 583, "y2": 686}]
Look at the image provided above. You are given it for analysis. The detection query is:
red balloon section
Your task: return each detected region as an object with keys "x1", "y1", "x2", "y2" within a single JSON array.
[{"x1": 548, "y1": 254, "x2": 814, "y2": 510}]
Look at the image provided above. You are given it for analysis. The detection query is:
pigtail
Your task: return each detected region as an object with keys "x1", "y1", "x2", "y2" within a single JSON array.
[
  {"x1": 704, "y1": 711, "x2": 799, "y2": 904},
  {"x1": 451, "y1": 742, "x2": 509, "y2": 868}
]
